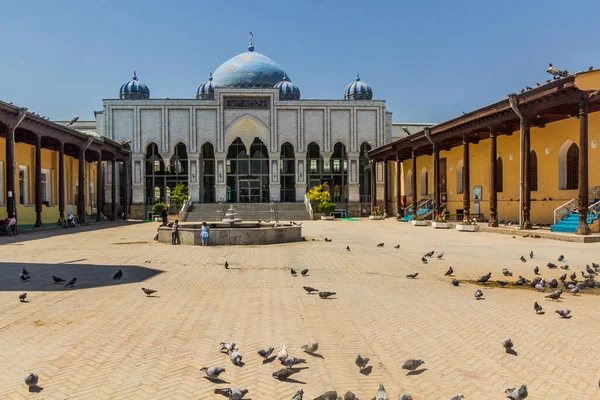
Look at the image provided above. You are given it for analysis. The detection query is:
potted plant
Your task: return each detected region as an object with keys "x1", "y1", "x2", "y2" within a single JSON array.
[
  {"x1": 411, "y1": 214, "x2": 428, "y2": 226},
  {"x1": 369, "y1": 206, "x2": 384, "y2": 220},
  {"x1": 432, "y1": 208, "x2": 451, "y2": 229},
  {"x1": 152, "y1": 202, "x2": 166, "y2": 222},
  {"x1": 317, "y1": 202, "x2": 336, "y2": 220},
  {"x1": 456, "y1": 216, "x2": 479, "y2": 231}
]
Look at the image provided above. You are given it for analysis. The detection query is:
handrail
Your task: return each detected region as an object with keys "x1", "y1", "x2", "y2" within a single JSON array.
[
  {"x1": 179, "y1": 195, "x2": 192, "y2": 221},
  {"x1": 553, "y1": 198, "x2": 576, "y2": 225},
  {"x1": 588, "y1": 199, "x2": 600, "y2": 214},
  {"x1": 304, "y1": 195, "x2": 313, "y2": 220}
]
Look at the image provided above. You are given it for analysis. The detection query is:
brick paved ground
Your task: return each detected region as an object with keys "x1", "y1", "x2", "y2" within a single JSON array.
[{"x1": 1, "y1": 220, "x2": 599, "y2": 400}]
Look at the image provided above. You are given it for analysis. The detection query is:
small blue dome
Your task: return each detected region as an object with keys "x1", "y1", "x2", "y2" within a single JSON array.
[
  {"x1": 197, "y1": 72, "x2": 215, "y2": 100},
  {"x1": 274, "y1": 74, "x2": 300, "y2": 100},
  {"x1": 120, "y1": 71, "x2": 150, "y2": 100},
  {"x1": 344, "y1": 73, "x2": 372, "y2": 100}
]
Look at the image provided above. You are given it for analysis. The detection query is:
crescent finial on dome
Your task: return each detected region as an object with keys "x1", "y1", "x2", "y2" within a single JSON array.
[
  {"x1": 356, "y1": 73, "x2": 360, "y2": 81},
  {"x1": 209, "y1": 72, "x2": 213, "y2": 81},
  {"x1": 133, "y1": 70, "x2": 138, "y2": 80},
  {"x1": 248, "y1": 31, "x2": 254, "y2": 52}
]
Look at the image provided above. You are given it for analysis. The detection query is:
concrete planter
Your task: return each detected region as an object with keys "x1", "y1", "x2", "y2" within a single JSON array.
[
  {"x1": 154, "y1": 216, "x2": 161, "y2": 222},
  {"x1": 369, "y1": 215, "x2": 383, "y2": 220},
  {"x1": 314, "y1": 212, "x2": 325, "y2": 220},
  {"x1": 432, "y1": 221, "x2": 451, "y2": 229},
  {"x1": 411, "y1": 220, "x2": 428, "y2": 226},
  {"x1": 456, "y1": 224, "x2": 479, "y2": 232},
  {"x1": 321, "y1": 215, "x2": 335, "y2": 220}
]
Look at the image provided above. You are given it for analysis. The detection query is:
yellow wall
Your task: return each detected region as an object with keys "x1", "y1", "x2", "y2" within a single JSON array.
[
  {"x1": 0, "y1": 138, "x2": 99, "y2": 226},
  {"x1": 391, "y1": 110, "x2": 600, "y2": 224}
]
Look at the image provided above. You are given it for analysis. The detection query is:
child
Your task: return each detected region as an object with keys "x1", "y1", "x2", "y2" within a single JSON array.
[
  {"x1": 200, "y1": 221, "x2": 209, "y2": 247},
  {"x1": 171, "y1": 219, "x2": 179, "y2": 245},
  {"x1": 7, "y1": 214, "x2": 16, "y2": 236}
]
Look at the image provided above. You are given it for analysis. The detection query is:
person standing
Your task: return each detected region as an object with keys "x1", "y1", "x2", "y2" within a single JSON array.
[
  {"x1": 200, "y1": 221, "x2": 209, "y2": 247},
  {"x1": 161, "y1": 204, "x2": 168, "y2": 226},
  {"x1": 171, "y1": 219, "x2": 179, "y2": 245},
  {"x1": 7, "y1": 214, "x2": 17, "y2": 236}
]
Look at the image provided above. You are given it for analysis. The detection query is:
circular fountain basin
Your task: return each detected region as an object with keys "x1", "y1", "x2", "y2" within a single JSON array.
[{"x1": 157, "y1": 221, "x2": 303, "y2": 246}]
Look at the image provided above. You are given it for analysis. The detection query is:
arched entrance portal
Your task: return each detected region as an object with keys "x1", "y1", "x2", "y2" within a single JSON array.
[{"x1": 226, "y1": 137, "x2": 270, "y2": 203}]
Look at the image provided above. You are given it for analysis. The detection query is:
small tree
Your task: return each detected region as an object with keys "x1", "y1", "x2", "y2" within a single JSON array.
[
  {"x1": 306, "y1": 183, "x2": 331, "y2": 204},
  {"x1": 170, "y1": 182, "x2": 189, "y2": 208},
  {"x1": 152, "y1": 202, "x2": 166, "y2": 215}
]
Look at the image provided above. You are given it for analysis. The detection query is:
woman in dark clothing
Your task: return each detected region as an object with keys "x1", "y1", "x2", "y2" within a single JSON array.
[{"x1": 161, "y1": 204, "x2": 168, "y2": 226}]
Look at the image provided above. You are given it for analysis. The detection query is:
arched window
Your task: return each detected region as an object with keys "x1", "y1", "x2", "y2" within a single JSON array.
[
  {"x1": 529, "y1": 151, "x2": 538, "y2": 192},
  {"x1": 280, "y1": 143, "x2": 295, "y2": 202},
  {"x1": 359, "y1": 142, "x2": 372, "y2": 201},
  {"x1": 420, "y1": 167, "x2": 428, "y2": 196},
  {"x1": 201, "y1": 142, "x2": 215, "y2": 203},
  {"x1": 406, "y1": 169, "x2": 412, "y2": 196},
  {"x1": 145, "y1": 142, "x2": 165, "y2": 204},
  {"x1": 496, "y1": 157, "x2": 503, "y2": 193},
  {"x1": 226, "y1": 137, "x2": 269, "y2": 203},
  {"x1": 456, "y1": 160, "x2": 464, "y2": 194},
  {"x1": 566, "y1": 143, "x2": 579, "y2": 190}
]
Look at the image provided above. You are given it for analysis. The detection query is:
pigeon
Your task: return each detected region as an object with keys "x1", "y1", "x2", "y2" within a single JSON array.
[
  {"x1": 558, "y1": 255, "x2": 564, "y2": 262},
  {"x1": 22, "y1": 268, "x2": 30, "y2": 276},
  {"x1": 19, "y1": 293, "x2": 27, "y2": 302},
  {"x1": 424, "y1": 251, "x2": 434, "y2": 257},
  {"x1": 505, "y1": 385, "x2": 528, "y2": 400},
  {"x1": 272, "y1": 367, "x2": 303, "y2": 380},
  {"x1": 355, "y1": 354, "x2": 369, "y2": 370},
  {"x1": 313, "y1": 391, "x2": 338, "y2": 400},
  {"x1": 343, "y1": 392, "x2": 358, "y2": 400},
  {"x1": 220, "y1": 342, "x2": 238, "y2": 353},
  {"x1": 65, "y1": 277, "x2": 77, "y2": 288},
  {"x1": 324, "y1": 238, "x2": 332, "y2": 242},
  {"x1": 406, "y1": 273, "x2": 419, "y2": 279},
  {"x1": 582, "y1": 271, "x2": 594, "y2": 279},
  {"x1": 529, "y1": 251, "x2": 534, "y2": 259},
  {"x1": 291, "y1": 390, "x2": 304, "y2": 400},
  {"x1": 402, "y1": 359, "x2": 425, "y2": 371},
  {"x1": 278, "y1": 344, "x2": 288, "y2": 361},
  {"x1": 225, "y1": 261, "x2": 229, "y2": 269},
  {"x1": 444, "y1": 267, "x2": 454, "y2": 276},
  {"x1": 20, "y1": 273, "x2": 31, "y2": 282},
  {"x1": 230, "y1": 351, "x2": 243, "y2": 366},
  {"x1": 301, "y1": 342, "x2": 318, "y2": 353},
  {"x1": 475, "y1": 289, "x2": 484, "y2": 300},
  {"x1": 346, "y1": 246, "x2": 351, "y2": 251},
  {"x1": 570, "y1": 287, "x2": 579, "y2": 295},
  {"x1": 24, "y1": 373, "x2": 38, "y2": 388},
  {"x1": 301, "y1": 269, "x2": 309, "y2": 276},
  {"x1": 377, "y1": 243, "x2": 384, "y2": 247},
  {"x1": 545, "y1": 289, "x2": 562, "y2": 300},
  {"x1": 437, "y1": 253, "x2": 444, "y2": 259},
  {"x1": 513, "y1": 277, "x2": 526, "y2": 286},
  {"x1": 502, "y1": 268, "x2": 513, "y2": 276},
  {"x1": 200, "y1": 366, "x2": 225, "y2": 381},
  {"x1": 52, "y1": 275, "x2": 66, "y2": 284},
  {"x1": 257, "y1": 347, "x2": 274, "y2": 361},
  {"x1": 303, "y1": 286, "x2": 318, "y2": 294},
  {"x1": 548, "y1": 279, "x2": 558, "y2": 288},
  {"x1": 214, "y1": 388, "x2": 248, "y2": 400},
  {"x1": 503, "y1": 339, "x2": 514, "y2": 352},
  {"x1": 291, "y1": 268, "x2": 298, "y2": 276},
  {"x1": 478, "y1": 273, "x2": 491, "y2": 284},
  {"x1": 570, "y1": 272, "x2": 577, "y2": 281},
  {"x1": 394, "y1": 244, "x2": 400, "y2": 249},
  {"x1": 281, "y1": 356, "x2": 306, "y2": 368},
  {"x1": 533, "y1": 266, "x2": 539, "y2": 275},
  {"x1": 547, "y1": 263, "x2": 557, "y2": 269},
  {"x1": 421, "y1": 257, "x2": 428, "y2": 264},
  {"x1": 559, "y1": 274, "x2": 567, "y2": 282},
  {"x1": 449, "y1": 395, "x2": 465, "y2": 400},
  {"x1": 560, "y1": 264, "x2": 569, "y2": 270},
  {"x1": 319, "y1": 291, "x2": 336, "y2": 299},
  {"x1": 141, "y1": 287, "x2": 156, "y2": 296},
  {"x1": 534, "y1": 301, "x2": 544, "y2": 314},
  {"x1": 112, "y1": 269, "x2": 123, "y2": 280},
  {"x1": 586, "y1": 265, "x2": 597, "y2": 275},
  {"x1": 452, "y1": 279, "x2": 460, "y2": 287},
  {"x1": 497, "y1": 281, "x2": 509, "y2": 287},
  {"x1": 520, "y1": 256, "x2": 527, "y2": 263}
]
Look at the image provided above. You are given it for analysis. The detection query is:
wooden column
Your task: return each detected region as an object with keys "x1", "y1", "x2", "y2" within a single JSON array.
[
  {"x1": 58, "y1": 142, "x2": 65, "y2": 219},
  {"x1": 111, "y1": 159, "x2": 117, "y2": 220},
  {"x1": 522, "y1": 118, "x2": 532, "y2": 229},
  {"x1": 123, "y1": 160, "x2": 129, "y2": 219},
  {"x1": 78, "y1": 147, "x2": 85, "y2": 219},
  {"x1": 371, "y1": 162, "x2": 377, "y2": 211},
  {"x1": 488, "y1": 127, "x2": 498, "y2": 227},
  {"x1": 576, "y1": 94, "x2": 591, "y2": 235},
  {"x1": 383, "y1": 160, "x2": 389, "y2": 214},
  {"x1": 34, "y1": 134, "x2": 43, "y2": 227},
  {"x1": 6, "y1": 123, "x2": 16, "y2": 218},
  {"x1": 411, "y1": 150, "x2": 417, "y2": 219},
  {"x1": 96, "y1": 153, "x2": 103, "y2": 222},
  {"x1": 462, "y1": 134, "x2": 470, "y2": 219},
  {"x1": 433, "y1": 143, "x2": 440, "y2": 215},
  {"x1": 395, "y1": 155, "x2": 402, "y2": 216}
]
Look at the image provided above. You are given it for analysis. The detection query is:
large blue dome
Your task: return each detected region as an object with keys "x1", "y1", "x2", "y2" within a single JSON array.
[
  {"x1": 274, "y1": 74, "x2": 300, "y2": 100},
  {"x1": 211, "y1": 44, "x2": 289, "y2": 89},
  {"x1": 120, "y1": 71, "x2": 150, "y2": 100},
  {"x1": 344, "y1": 73, "x2": 373, "y2": 100}
]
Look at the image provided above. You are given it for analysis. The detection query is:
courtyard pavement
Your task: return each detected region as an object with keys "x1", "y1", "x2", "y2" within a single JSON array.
[{"x1": 1, "y1": 219, "x2": 599, "y2": 399}]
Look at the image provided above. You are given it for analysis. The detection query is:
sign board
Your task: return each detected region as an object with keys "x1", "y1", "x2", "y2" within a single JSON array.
[{"x1": 472, "y1": 186, "x2": 482, "y2": 201}]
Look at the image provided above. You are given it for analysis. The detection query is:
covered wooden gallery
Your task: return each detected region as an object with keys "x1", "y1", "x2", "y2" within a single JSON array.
[
  {"x1": 368, "y1": 70, "x2": 600, "y2": 234},
  {"x1": 0, "y1": 101, "x2": 130, "y2": 229}
]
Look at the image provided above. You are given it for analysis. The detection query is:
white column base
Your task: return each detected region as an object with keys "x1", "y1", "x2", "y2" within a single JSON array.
[
  {"x1": 269, "y1": 184, "x2": 281, "y2": 202},
  {"x1": 295, "y1": 184, "x2": 307, "y2": 202},
  {"x1": 348, "y1": 183, "x2": 360, "y2": 203},
  {"x1": 132, "y1": 186, "x2": 144, "y2": 205},
  {"x1": 215, "y1": 184, "x2": 227, "y2": 203},
  {"x1": 188, "y1": 184, "x2": 200, "y2": 202}
]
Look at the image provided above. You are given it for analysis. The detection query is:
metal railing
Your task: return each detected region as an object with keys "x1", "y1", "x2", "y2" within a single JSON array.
[
  {"x1": 553, "y1": 198, "x2": 576, "y2": 225},
  {"x1": 216, "y1": 202, "x2": 227, "y2": 221},
  {"x1": 589, "y1": 199, "x2": 600, "y2": 215},
  {"x1": 270, "y1": 202, "x2": 279, "y2": 221},
  {"x1": 179, "y1": 195, "x2": 192, "y2": 221},
  {"x1": 303, "y1": 195, "x2": 313, "y2": 220},
  {"x1": 360, "y1": 194, "x2": 372, "y2": 204}
]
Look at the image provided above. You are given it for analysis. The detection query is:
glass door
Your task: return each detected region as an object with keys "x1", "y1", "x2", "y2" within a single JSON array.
[
  {"x1": 239, "y1": 179, "x2": 250, "y2": 203},
  {"x1": 249, "y1": 179, "x2": 261, "y2": 203}
]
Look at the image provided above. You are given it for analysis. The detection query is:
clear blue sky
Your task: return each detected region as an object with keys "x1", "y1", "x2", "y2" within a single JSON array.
[{"x1": 2, "y1": 0, "x2": 600, "y2": 123}]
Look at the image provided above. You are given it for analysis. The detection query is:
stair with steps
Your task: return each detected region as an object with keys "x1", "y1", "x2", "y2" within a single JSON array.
[
  {"x1": 551, "y1": 212, "x2": 599, "y2": 233},
  {"x1": 185, "y1": 203, "x2": 310, "y2": 222}
]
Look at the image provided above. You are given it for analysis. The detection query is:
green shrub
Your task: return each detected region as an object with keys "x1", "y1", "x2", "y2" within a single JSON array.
[
  {"x1": 170, "y1": 182, "x2": 189, "y2": 207},
  {"x1": 152, "y1": 202, "x2": 166, "y2": 215},
  {"x1": 316, "y1": 202, "x2": 336, "y2": 215}
]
